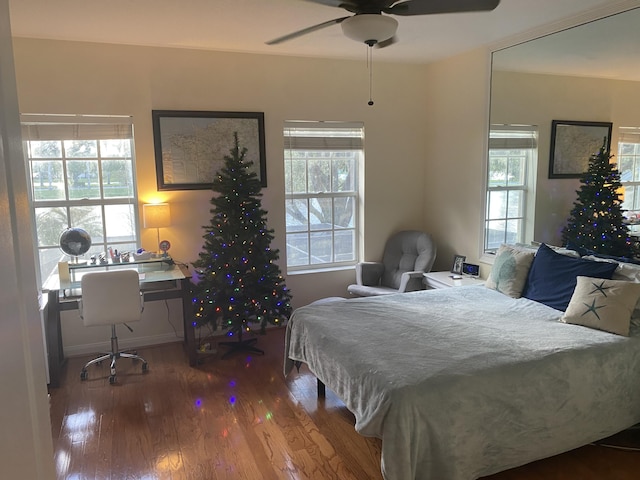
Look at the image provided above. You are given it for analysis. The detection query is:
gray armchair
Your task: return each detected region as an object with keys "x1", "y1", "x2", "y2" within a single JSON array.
[{"x1": 347, "y1": 230, "x2": 436, "y2": 296}]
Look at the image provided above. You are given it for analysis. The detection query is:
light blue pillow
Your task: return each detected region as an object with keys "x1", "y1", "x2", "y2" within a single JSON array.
[{"x1": 485, "y1": 244, "x2": 534, "y2": 298}]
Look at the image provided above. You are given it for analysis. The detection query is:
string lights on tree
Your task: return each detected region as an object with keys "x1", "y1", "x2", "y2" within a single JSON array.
[
  {"x1": 192, "y1": 132, "x2": 292, "y2": 358},
  {"x1": 561, "y1": 141, "x2": 637, "y2": 259}
]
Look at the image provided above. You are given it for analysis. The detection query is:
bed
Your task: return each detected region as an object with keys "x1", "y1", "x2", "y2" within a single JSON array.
[{"x1": 284, "y1": 246, "x2": 640, "y2": 480}]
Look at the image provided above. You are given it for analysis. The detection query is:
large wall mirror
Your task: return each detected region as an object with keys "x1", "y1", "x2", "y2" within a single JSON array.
[{"x1": 489, "y1": 6, "x2": 640, "y2": 247}]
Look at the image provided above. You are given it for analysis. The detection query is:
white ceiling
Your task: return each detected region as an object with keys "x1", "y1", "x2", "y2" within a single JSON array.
[
  {"x1": 493, "y1": 6, "x2": 640, "y2": 81},
  {"x1": 7, "y1": 0, "x2": 640, "y2": 70}
]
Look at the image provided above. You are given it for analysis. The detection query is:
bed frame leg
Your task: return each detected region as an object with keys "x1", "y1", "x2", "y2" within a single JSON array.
[{"x1": 317, "y1": 378, "x2": 325, "y2": 398}]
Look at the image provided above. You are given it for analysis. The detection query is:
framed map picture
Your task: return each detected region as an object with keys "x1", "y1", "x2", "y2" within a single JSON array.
[
  {"x1": 548, "y1": 120, "x2": 612, "y2": 179},
  {"x1": 152, "y1": 110, "x2": 266, "y2": 190}
]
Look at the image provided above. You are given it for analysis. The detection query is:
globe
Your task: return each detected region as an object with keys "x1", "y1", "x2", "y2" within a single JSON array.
[{"x1": 59, "y1": 227, "x2": 92, "y2": 260}]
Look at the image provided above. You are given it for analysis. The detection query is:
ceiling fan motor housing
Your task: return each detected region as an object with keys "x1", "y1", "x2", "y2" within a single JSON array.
[{"x1": 341, "y1": 14, "x2": 398, "y2": 44}]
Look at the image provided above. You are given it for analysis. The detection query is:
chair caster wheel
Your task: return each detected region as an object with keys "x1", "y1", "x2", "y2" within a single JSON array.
[
  {"x1": 142, "y1": 362, "x2": 148, "y2": 373},
  {"x1": 109, "y1": 375, "x2": 116, "y2": 385},
  {"x1": 80, "y1": 370, "x2": 88, "y2": 381}
]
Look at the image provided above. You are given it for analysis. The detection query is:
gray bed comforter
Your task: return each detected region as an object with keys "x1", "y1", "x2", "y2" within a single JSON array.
[{"x1": 284, "y1": 286, "x2": 640, "y2": 480}]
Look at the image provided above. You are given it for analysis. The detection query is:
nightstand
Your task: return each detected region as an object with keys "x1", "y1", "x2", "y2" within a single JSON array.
[{"x1": 423, "y1": 271, "x2": 484, "y2": 289}]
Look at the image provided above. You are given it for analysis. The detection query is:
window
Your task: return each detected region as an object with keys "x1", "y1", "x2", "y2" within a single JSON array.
[
  {"x1": 283, "y1": 122, "x2": 363, "y2": 271},
  {"x1": 22, "y1": 115, "x2": 139, "y2": 288},
  {"x1": 618, "y1": 127, "x2": 640, "y2": 223},
  {"x1": 485, "y1": 125, "x2": 538, "y2": 252}
]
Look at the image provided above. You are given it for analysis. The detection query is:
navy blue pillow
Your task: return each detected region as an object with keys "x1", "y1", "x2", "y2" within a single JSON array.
[{"x1": 522, "y1": 244, "x2": 618, "y2": 311}]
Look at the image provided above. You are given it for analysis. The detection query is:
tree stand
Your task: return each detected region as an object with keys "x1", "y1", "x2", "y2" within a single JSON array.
[{"x1": 219, "y1": 330, "x2": 264, "y2": 359}]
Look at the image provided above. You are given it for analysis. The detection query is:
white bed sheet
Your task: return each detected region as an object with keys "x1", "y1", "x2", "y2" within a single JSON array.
[{"x1": 284, "y1": 286, "x2": 640, "y2": 480}]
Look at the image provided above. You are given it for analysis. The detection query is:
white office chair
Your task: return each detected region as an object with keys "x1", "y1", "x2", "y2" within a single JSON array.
[{"x1": 79, "y1": 269, "x2": 148, "y2": 384}]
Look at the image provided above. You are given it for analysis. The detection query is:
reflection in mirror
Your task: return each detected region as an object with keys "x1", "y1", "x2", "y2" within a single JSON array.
[
  {"x1": 485, "y1": 125, "x2": 537, "y2": 252},
  {"x1": 488, "y1": 7, "x2": 640, "y2": 249}
]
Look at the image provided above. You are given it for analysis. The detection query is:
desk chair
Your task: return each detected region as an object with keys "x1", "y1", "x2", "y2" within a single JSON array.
[{"x1": 79, "y1": 270, "x2": 148, "y2": 384}]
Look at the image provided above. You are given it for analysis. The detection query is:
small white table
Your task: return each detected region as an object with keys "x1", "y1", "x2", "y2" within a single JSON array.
[{"x1": 423, "y1": 271, "x2": 484, "y2": 289}]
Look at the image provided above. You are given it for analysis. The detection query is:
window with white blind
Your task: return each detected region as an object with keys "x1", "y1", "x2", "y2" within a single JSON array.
[
  {"x1": 22, "y1": 115, "x2": 139, "y2": 288},
  {"x1": 485, "y1": 125, "x2": 538, "y2": 252},
  {"x1": 618, "y1": 127, "x2": 640, "y2": 224},
  {"x1": 283, "y1": 121, "x2": 363, "y2": 271}
]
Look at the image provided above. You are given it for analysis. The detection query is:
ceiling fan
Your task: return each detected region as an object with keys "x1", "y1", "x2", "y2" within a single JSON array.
[{"x1": 266, "y1": 0, "x2": 501, "y2": 48}]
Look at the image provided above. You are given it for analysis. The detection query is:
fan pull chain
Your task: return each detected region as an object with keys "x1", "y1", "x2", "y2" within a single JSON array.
[{"x1": 367, "y1": 43, "x2": 375, "y2": 106}]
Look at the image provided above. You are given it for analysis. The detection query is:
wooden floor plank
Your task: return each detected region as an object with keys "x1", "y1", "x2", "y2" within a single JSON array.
[{"x1": 49, "y1": 327, "x2": 640, "y2": 479}]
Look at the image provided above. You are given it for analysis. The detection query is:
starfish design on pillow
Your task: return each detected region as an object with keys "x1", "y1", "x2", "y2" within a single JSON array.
[
  {"x1": 589, "y1": 280, "x2": 611, "y2": 297},
  {"x1": 581, "y1": 298, "x2": 606, "y2": 321}
]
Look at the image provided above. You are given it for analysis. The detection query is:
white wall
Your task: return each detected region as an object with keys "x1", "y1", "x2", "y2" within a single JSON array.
[
  {"x1": 491, "y1": 70, "x2": 640, "y2": 246},
  {"x1": 13, "y1": 38, "x2": 434, "y2": 351},
  {"x1": 422, "y1": 48, "x2": 492, "y2": 275},
  {"x1": 0, "y1": 0, "x2": 55, "y2": 475}
]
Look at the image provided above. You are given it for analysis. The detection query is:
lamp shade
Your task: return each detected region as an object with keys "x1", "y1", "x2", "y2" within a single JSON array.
[
  {"x1": 143, "y1": 203, "x2": 171, "y2": 229},
  {"x1": 341, "y1": 14, "x2": 398, "y2": 44}
]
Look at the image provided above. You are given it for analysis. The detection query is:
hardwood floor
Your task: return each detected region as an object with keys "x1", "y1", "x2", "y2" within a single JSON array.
[{"x1": 49, "y1": 328, "x2": 639, "y2": 479}]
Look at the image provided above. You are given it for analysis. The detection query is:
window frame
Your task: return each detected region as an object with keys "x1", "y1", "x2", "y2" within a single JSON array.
[
  {"x1": 22, "y1": 114, "x2": 140, "y2": 289},
  {"x1": 618, "y1": 126, "x2": 640, "y2": 226},
  {"x1": 283, "y1": 121, "x2": 363, "y2": 273},
  {"x1": 483, "y1": 125, "x2": 538, "y2": 255}
]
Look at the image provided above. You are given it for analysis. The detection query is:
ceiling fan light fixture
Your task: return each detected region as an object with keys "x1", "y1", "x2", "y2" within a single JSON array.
[{"x1": 341, "y1": 14, "x2": 398, "y2": 45}]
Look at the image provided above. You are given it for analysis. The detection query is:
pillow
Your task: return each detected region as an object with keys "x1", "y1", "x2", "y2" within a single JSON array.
[
  {"x1": 528, "y1": 241, "x2": 580, "y2": 257},
  {"x1": 561, "y1": 276, "x2": 640, "y2": 336},
  {"x1": 568, "y1": 243, "x2": 640, "y2": 264},
  {"x1": 582, "y1": 254, "x2": 640, "y2": 282},
  {"x1": 485, "y1": 244, "x2": 534, "y2": 298},
  {"x1": 582, "y1": 255, "x2": 640, "y2": 327},
  {"x1": 522, "y1": 244, "x2": 618, "y2": 311}
]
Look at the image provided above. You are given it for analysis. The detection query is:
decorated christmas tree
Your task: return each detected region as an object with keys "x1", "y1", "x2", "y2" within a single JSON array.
[
  {"x1": 192, "y1": 132, "x2": 292, "y2": 357},
  {"x1": 561, "y1": 141, "x2": 637, "y2": 258}
]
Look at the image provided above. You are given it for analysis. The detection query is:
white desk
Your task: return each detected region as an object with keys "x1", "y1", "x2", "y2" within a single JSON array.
[
  {"x1": 43, "y1": 259, "x2": 197, "y2": 388},
  {"x1": 424, "y1": 271, "x2": 484, "y2": 289}
]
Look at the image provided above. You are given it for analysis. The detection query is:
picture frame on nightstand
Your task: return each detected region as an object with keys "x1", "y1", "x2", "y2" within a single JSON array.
[{"x1": 451, "y1": 255, "x2": 466, "y2": 275}]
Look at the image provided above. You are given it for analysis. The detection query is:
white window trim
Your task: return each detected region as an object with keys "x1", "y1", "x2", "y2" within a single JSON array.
[
  {"x1": 284, "y1": 121, "x2": 363, "y2": 273},
  {"x1": 22, "y1": 114, "x2": 140, "y2": 289},
  {"x1": 618, "y1": 126, "x2": 640, "y2": 220},
  {"x1": 482, "y1": 124, "x2": 538, "y2": 260}
]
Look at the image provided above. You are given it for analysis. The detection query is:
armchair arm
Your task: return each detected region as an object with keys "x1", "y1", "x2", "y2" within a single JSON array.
[
  {"x1": 398, "y1": 271, "x2": 426, "y2": 293},
  {"x1": 356, "y1": 262, "x2": 385, "y2": 286}
]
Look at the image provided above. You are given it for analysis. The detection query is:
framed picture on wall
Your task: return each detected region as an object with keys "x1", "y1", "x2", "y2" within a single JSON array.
[
  {"x1": 548, "y1": 120, "x2": 613, "y2": 179},
  {"x1": 152, "y1": 110, "x2": 266, "y2": 190}
]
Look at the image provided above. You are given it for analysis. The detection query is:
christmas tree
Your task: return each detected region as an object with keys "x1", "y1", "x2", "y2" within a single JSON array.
[
  {"x1": 561, "y1": 141, "x2": 637, "y2": 258},
  {"x1": 192, "y1": 132, "x2": 292, "y2": 357}
]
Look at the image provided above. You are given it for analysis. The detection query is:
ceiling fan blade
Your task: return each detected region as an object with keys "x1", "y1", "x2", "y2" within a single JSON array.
[
  {"x1": 302, "y1": 0, "x2": 356, "y2": 7},
  {"x1": 303, "y1": 0, "x2": 395, "y2": 14},
  {"x1": 387, "y1": 0, "x2": 500, "y2": 16},
  {"x1": 266, "y1": 17, "x2": 349, "y2": 45},
  {"x1": 375, "y1": 35, "x2": 398, "y2": 48}
]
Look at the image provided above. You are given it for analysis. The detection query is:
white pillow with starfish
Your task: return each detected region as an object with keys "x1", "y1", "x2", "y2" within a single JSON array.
[{"x1": 561, "y1": 276, "x2": 640, "y2": 336}]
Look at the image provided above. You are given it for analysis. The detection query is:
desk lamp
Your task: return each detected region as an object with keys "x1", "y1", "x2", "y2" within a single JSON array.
[{"x1": 143, "y1": 203, "x2": 171, "y2": 255}]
